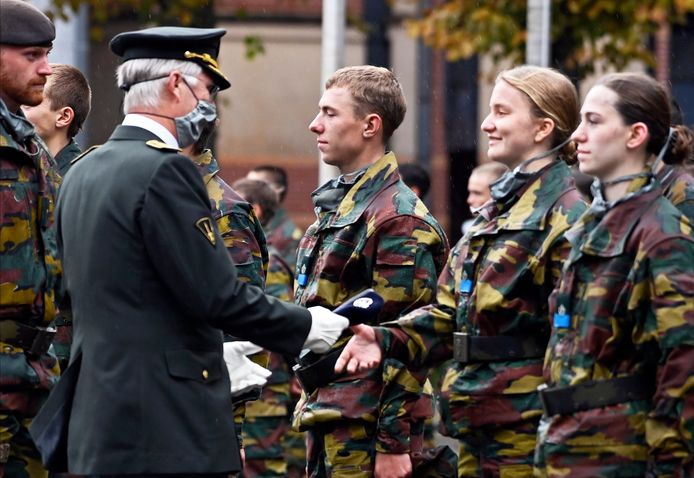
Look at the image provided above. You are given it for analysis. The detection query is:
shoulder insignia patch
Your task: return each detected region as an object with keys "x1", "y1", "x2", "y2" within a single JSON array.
[
  {"x1": 70, "y1": 144, "x2": 101, "y2": 165},
  {"x1": 146, "y1": 140, "x2": 182, "y2": 153},
  {"x1": 195, "y1": 217, "x2": 217, "y2": 246}
]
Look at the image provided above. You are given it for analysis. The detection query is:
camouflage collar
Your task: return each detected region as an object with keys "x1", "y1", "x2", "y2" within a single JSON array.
[
  {"x1": 317, "y1": 152, "x2": 400, "y2": 227},
  {"x1": 566, "y1": 174, "x2": 661, "y2": 259},
  {"x1": 193, "y1": 149, "x2": 219, "y2": 184},
  {"x1": 0, "y1": 99, "x2": 37, "y2": 147},
  {"x1": 477, "y1": 160, "x2": 572, "y2": 233}
]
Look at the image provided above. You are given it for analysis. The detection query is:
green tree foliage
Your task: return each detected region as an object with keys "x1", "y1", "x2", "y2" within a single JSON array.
[{"x1": 404, "y1": 0, "x2": 694, "y2": 76}]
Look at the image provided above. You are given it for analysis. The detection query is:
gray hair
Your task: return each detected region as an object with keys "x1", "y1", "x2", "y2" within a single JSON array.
[{"x1": 116, "y1": 58, "x2": 202, "y2": 113}]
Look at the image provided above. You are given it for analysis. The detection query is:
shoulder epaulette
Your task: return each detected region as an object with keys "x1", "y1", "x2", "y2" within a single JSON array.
[
  {"x1": 146, "y1": 140, "x2": 182, "y2": 153},
  {"x1": 70, "y1": 144, "x2": 101, "y2": 165}
]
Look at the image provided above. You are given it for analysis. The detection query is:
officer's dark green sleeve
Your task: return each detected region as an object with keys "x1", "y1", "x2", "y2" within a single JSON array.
[{"x1": 139, "y1": 154, "x2": 311, "y2": 356}]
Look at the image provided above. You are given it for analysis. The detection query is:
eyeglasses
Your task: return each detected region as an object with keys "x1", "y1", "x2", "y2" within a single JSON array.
[{"x1": 182, "y1": 75, "x2": 219, "y2": 101}]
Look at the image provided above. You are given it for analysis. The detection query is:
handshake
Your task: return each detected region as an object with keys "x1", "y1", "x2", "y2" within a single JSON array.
[{"x1": 223, "y1": 289, "x2": 383, "y2": 397}]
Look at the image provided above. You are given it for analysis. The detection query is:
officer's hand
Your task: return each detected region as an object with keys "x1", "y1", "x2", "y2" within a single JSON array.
[
  {"x1": 303, "y1": 306, "x2": 350, "y2": 353},
  {"x1": 334, "y1": 324, "x2": 382, "y2": 374},
  {"x1": 223, "y1": 341, "x2": 271, "y2": 396},
  {"x1": 375, "y1": 452, "x2": 411, "y2": 478}
]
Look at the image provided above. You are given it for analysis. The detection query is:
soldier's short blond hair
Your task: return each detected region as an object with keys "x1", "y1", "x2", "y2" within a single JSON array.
[
  {"x1": 498, "y1": 66, "x2": 579, "y2": 163},
  {"x1": 325, "y1": 65, "x2": 406, "y2": 142}
]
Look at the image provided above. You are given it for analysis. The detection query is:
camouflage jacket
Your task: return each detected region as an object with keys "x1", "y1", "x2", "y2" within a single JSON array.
[
  {"x1": 265, "y1": 206, "x2": 303, "y2": 268},
  {"x1": 293, "y1": 152, "x2": 449, "y2": 452},
  {"x1": 246, "y1": 247, "x2": 295, "y2": 419},
  {"x1": 543, "y1": 174, "x2": 694, "y2": 477},
  {"x1": 380, "y1": 160, "x2": 587, "y2": 435},
  {"x1": 657, "y1": 164, "x2": 694, "y2": 221},
  {"x1": 54, "y1": 139, "x2": 82, "y2": 177},
  {"x1": 0, "y1": 100, "x2": 62, "y2": 406},
  {"x1": 195, "y1": 150, "x2": 268, "y2": 287}
]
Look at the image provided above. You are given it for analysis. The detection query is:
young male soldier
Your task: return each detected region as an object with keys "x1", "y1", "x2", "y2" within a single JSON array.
[
  {"x1": 0, "y1": 1, "x2": 60, "y2": 477},
  {"x1": 48, "y1": 26, "x2": 351, "y2": 477},
  {"x1": 23, "y1": 63, "x2": 92, "y2": 375},
  {"x1": 292, "y1": 65, "x2": 449, "y2": 478},
  {"x1": 23, "y1": 63, "x2": 92, "y2": 175},
  {"x1": 246, "y1": 165, "x2": 303, "y2": 266}
]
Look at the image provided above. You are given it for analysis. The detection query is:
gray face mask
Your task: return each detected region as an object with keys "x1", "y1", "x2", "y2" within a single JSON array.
[{"x1": 173, "y1": 99, "x2": 217, "y2": 148}]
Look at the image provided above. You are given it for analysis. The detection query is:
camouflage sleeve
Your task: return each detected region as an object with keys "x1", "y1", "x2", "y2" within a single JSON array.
[
  {"x1": 645, "y1": 237, "x2": 694, "y2": 477},
  {"x1": 368, "y1": 216, "x2": 448, "y2": 453},
  {"x1": 379, "y1": 237, "x2": 462, "y2": 370},
  {"x1": 215, "y1": 210, "x2": 268, "y2": 289}
]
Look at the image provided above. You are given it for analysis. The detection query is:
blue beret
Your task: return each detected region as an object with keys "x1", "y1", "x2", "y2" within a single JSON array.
[{"x1": 110, "y1": 26, "x2": 230, "y2": 90}]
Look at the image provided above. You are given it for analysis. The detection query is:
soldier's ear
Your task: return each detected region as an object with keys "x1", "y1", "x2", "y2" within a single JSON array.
[
  {"x1": 55, "y1": 106, "x2": 74, "y2": 130},
  {"x1": 362, "y1": 113, "x2": 381, "y2": 139}
]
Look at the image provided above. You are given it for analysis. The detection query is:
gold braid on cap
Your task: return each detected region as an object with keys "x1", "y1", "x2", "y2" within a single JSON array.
[{"x1": 184, "y1": 51, "x2": 225, "y2": 78}]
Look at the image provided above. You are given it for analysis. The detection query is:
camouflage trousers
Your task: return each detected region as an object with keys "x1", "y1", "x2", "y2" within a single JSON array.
[
  {"x1": 533, "y1": 405, "x2": 649, "y2": 478},
  {"x1": 455, "y1": 418, "x2": 538, "y2": 478},
  {"x1": 0, "y1": 408, "x2": 47, "y2": 478},
  {"x1": 284, "y1": 425, "x2": 308, "y2": 478},
  {"x1": 306, "y1": 421, "x2": 376, "y2": 478},
  {"x1": 243, "y1": 415, "x2": 290, "y2": 478}
]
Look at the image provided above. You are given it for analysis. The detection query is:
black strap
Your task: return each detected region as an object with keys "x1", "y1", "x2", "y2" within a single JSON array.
[
  {"x1": 293, "y1": 345, "x2": 346, "y2": 394},
  {"x1": 0, "y1": 320, "x2": 55, "y2": 357},
  {"x1": 453, "y1": 332, "x2": 547, "y2": 363},
  {"x1": 539, "y1": 375, "x2": 653, "y2": 417}
]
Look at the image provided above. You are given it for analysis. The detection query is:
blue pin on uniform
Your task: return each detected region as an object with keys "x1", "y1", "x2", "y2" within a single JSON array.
[
  {"x1": 297, "y1": 263, "x2": 308, "y2": 287},
  {"x1": 553, "y1": 304, "x2": 571, "y2": 328},
  {"x1": 460, "y1": 278, "x2": 473, "y2": 294}
]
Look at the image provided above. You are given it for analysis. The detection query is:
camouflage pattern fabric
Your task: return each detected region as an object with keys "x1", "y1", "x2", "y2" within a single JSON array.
[
  {"x1": 293, "y1": 152, "x2": 449, "y2": 457},
  {"x1": 379, "y1": 160, "x2": 587, "y2": 477},
  {"x1": 195, "y1": 150, "x2": 268, "y2": 287},
  {"x1": 536, "y1": 174, "x2": 694, "y2": 478},
  {"x1": 194, "y1": 150, "x2": 269, "y2": 444},
  {"x1": 243, "y1": 249, "x2": 299, "y2": 478},
  {"x1": 264, "y1": 207, "x2": 303, "y2": 268},
  {"x1": 0, "y1": 103, "x2": 62, "y2": 478},
  {"x1": 306, "y1": 421, "x2": 376, "y2": 478},
  {"x1": 656, "y1": 165, "x2": 694, "y2": 220},
  {"x1": 53, "y1": 139, "x2": 82, "y2": 177}
]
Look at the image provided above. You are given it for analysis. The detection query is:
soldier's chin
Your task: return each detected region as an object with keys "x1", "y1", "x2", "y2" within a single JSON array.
[{"x1": 20, "y1": 90, "x2": 44, "y2": 108}]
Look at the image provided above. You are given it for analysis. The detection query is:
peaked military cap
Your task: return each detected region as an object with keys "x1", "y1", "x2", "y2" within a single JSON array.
[
  {"x1": 0, "y1": 0, "x2": 55, "y2": 46},
  {"x1": 109, "y1": 26, "x2": 231, "y2": 90}
]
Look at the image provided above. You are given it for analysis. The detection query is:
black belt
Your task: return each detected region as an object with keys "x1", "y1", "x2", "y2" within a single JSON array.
[
  {"x1": 293, "y1": 345, "x2": 346, "y2": 395},
  {"x1": 0, "y1": 320, "x2": 56, "y2": 357},
  {"x1": 453, "y1": 332, "x2": 547, "y2": 363},
  {"x1": 539, "y1": 375, "x2": 653, "y2": 417}
]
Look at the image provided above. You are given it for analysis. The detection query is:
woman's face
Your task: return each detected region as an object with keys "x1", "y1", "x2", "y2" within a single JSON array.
[
  {"x1": 480, "y1": 80, "x2": 547, "y2": 168},
  {"x1": 572, "y1": 85, "x2": 634, "y2": 181}
]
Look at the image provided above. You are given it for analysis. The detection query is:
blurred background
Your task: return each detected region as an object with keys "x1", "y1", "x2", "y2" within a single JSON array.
[{"x1": 34, "y1": 0, "x2": 694, "y2": 242}]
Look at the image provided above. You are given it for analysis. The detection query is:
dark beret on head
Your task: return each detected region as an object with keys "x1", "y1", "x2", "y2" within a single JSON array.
[
  {"x1": 109, "y1": 26, "x2": 231, "y2": 90},
  {"x1": 0, "y1": 0, "x2": 55, "y2": 46}
]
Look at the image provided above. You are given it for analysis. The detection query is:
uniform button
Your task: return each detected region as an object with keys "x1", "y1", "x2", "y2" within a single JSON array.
[{"x1": 202, "y1": 369, "x2": 209, "y2": 380}]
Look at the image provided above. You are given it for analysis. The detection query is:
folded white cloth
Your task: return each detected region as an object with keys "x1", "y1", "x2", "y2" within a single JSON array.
[{"x1": 223, "y1": 341, "x2": 271, "y2": 396}]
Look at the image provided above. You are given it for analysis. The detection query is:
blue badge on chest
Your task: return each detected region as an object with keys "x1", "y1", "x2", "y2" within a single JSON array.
[
  {"x1": 460, "y1": 279, "x2": 473, "y2": 294},
  {"x1": 553, "y1": 305, "x2": 571, "y2": 328},
  {"x1": 297, "y1": 274, "x2": 308, "y2": 287}
]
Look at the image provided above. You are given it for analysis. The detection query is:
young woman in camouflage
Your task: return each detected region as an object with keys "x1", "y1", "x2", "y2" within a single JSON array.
[
  {"x1": 339, "y1": 65, "x2": 588, "y2": 477},
  {"x1": 534, "y1": 73, "x2": 694, "y2": 477}
]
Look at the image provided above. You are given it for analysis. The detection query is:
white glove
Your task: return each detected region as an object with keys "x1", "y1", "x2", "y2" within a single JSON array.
[
  {"x1": 304, "y1": 306, "x2": 350, "y2": 353},
  {"x1": 222, "y1": 341, "x2": 271, "y2": 397}
]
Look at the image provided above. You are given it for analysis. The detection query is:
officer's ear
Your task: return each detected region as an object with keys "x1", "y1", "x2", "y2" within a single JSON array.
[
  {"x1": 165, "y1": 71, "x2": 183, "y2": 100},
  {"x1": 55, "y1": 106, "x2": 74, "y2": 130}
]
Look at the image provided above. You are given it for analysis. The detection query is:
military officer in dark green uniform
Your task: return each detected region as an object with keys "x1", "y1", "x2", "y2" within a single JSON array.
[{"x1": 45, "y1": 26, "x2": 351, "y2": 478}]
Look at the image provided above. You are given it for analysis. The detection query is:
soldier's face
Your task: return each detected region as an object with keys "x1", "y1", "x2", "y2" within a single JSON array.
[
  {"x1": 22, "y1": 85, "x2": 60, "y2": 140},
  {"x1": 0, "y1": 45, "x2": 52, "y2": 112},
  {"x1": 467, "y1": 172, "x2": 493, "y2": 212},
  {"x1": 480, "y1": 80, "x2": 548, "y2": 169},
  {"x1": 308, "y1": 87, "x2": 368, "y2": 173},
  {"x1": 572, "y1": 85, "x2": 633, "y2": 181}
]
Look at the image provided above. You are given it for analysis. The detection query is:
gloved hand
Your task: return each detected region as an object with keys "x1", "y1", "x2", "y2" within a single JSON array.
[
  {"x1": 304, "y1": 306, "x2": 350, "y2": 353},
  {"x1": 223, "y1": 341, "x2": 271, "y2": 397}
]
